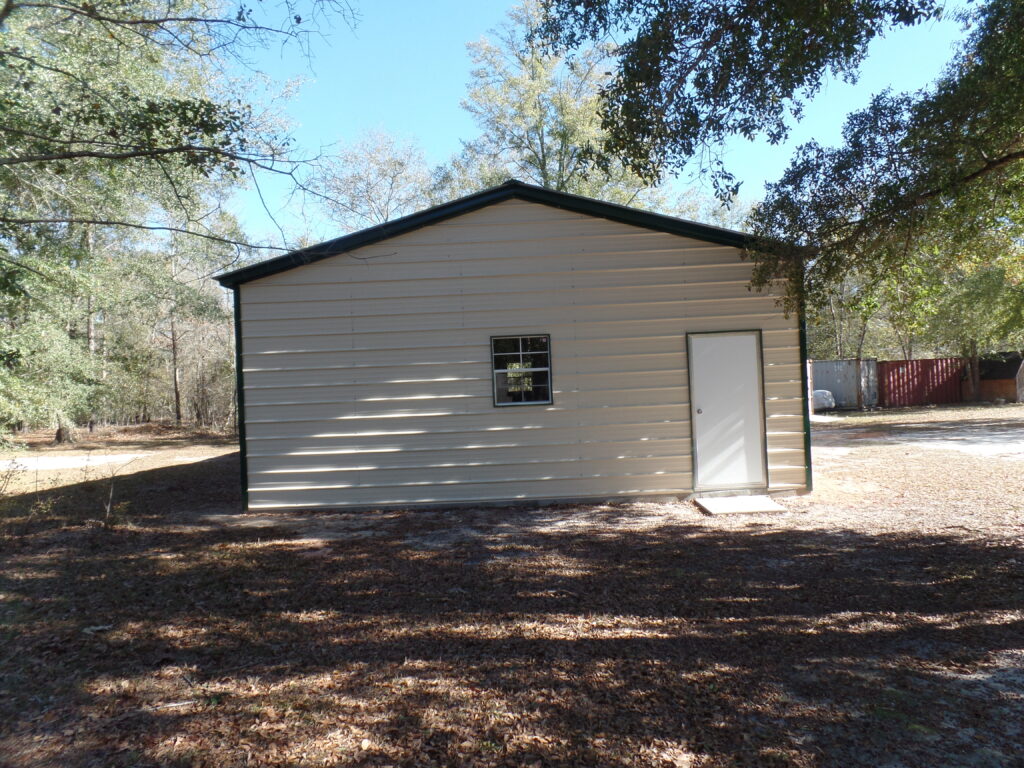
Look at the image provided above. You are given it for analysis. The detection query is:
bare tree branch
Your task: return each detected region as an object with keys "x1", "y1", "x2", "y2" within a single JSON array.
[{"x1": 2, "y1": 217, "x2": 287, "y2": 252}]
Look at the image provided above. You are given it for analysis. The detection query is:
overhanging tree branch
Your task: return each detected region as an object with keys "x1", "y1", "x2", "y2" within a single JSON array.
[{"x1": 2, "y1": 217, "x2": 287, "y2": 252}]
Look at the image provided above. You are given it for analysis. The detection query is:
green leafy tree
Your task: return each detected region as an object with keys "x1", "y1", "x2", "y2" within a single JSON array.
[
  {"x1": 537, "y1": 0, "x2": 940, "y2": 195},
  {"x1": 876, "y1": 262, "x2": 946, "y2": 361},
  {"x1": 0, "y1": 305, "x2": 95, "y2": 435},
  {"x1": 750, "y1": 0, "x2": 1024, "y2": 312},
  {"x1": 436, "y1": 0, "x2": 663, "y2": 207},
  {"x1": 0, "y1": 229, "x2": 111, "y2": 438},
  {"x1": 0, "y1": 207, "x2": 241, "y2": 438},
  {"x1": 803, "y1": 249, "x2": 1023, "y2": 371},
  {"x1": 0, "y1": 0, "x2": 357, "y2": 260},
  {"x1": 0, "y1": 1, "x2": 334, "y2": 436},
  {"x1": 927, "y1": 255, "x2": 1024, "y2": 397},
  {"x1": 805, "y1": 275, "x2": 880, "y2": 360}
]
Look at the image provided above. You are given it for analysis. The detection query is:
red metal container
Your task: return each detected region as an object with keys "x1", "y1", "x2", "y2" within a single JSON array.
[{"x1": 877, "y1": 358, "x2": 964, "y2": 408}]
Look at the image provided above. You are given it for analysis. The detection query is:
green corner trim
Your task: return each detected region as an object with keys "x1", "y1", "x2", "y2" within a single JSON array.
[
  {"x1": 798, "y1": 302, "x2": 813, "y2": 492},
  {"x1": 232, "y1": 288, "x2": 249, "y2": 510}
]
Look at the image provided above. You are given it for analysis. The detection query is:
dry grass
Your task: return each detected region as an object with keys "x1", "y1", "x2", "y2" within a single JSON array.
[
  {"x1": 1, "y1": 409, "x2": 1022, "y2": 767},
  {"x1": 9, "y1": 423, "x2": 234, "y2": 453},
  {"x1": 0, "y1": 425, "x2": 234, "y2": 534}
]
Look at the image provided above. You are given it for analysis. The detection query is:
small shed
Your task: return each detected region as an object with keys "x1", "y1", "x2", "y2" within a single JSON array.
[
  {"x1": 973, "y1": 353, "x2": 1024, "y2": 402},
  {"x1": 216, "y1": 181, "x2": 811, "y2": 510}
]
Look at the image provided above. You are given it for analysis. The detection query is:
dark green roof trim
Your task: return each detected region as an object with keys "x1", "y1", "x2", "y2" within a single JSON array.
[{"x1": 215, "y1": 180, "x2": 754, "y2": 287}]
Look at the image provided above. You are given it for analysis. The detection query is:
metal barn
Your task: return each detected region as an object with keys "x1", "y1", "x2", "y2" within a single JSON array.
[{"x1": 217, "y1": 181, "x2": 812, "y2": 510}]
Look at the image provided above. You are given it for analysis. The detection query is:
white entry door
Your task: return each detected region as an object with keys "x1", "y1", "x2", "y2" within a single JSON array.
[{"x1": 688, "y1": 331, "x2": 768, "y2": 491}]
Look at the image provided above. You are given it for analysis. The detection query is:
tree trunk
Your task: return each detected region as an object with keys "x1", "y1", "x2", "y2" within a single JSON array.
[
  {"x1": 86, "y1": 294, "x2": 96, "y2": 356},
  {"x1": 82, "y1": 226, "x2": 96, "y2": 356},
  {"x1": 192, "y1": 368, "x2": 207, "y2": 426},
  {"x1": 895, "y1": 330, "x2": 913, "y2": 361},
  {"x1": 828, "y1": 296, "x2": 843, "y2": 358},
  {"x1": 170, "y1": 315, "x2": 183, "y2": 425},
  {"x1": 83, "y1": 227, "x2": 99, "y2": 427},
  {"x1": 967, "y1": 339, "x2": 981, "y2": 402},
  {"x1": 194, "y1": 339, "x2": 208, "y2": 426},
  {"x1": 855, "y1": 357, "x2": 864, "y2": 410},
  {"x1": 54, "y1": 419, "x2": 77, "y2": 444},
  {"x1": 854, "y1": 317, "x2": 869, "y2": 360}
]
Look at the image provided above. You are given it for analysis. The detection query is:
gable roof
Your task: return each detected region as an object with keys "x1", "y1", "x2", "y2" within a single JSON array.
[{"x1": 216, "y1": 179, "x2": 753, "y2": 288}]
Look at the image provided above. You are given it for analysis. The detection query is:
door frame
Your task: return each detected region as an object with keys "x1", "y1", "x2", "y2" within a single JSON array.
[{"x1": 686, "y1": 329, "x2": 770, "y2": 492}]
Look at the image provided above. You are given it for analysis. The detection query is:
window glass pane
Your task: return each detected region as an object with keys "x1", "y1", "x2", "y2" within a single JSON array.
[
  {"x1": 492, "y1": 353, "x2": 522, "y2": 370},
  {"x1": 494, "y1": 373, "x2": 523, "y2": 403},
  {"x1": 505, "y1": 367, "x2": 534, "y2": 393},
  {"x1": 522, "y1": 353, "x2": 549, "y2": 369},
  {"x1": 522, "y1": 385, "x2": 549, "y2": 403},
  {"x1": 523, "y1": 336, "x2": 549, "y2": 352},
  {"x1": 526, "y1": 369, "x2": 550, "y2": 388},
  {"x1": 492, "y1": 337, "x2": 520, "y2": 354}
]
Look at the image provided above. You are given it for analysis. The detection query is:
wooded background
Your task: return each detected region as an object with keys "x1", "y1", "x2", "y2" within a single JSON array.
[{"x1": 2, "y1": 0, "x2": 1021, "y2": 443}]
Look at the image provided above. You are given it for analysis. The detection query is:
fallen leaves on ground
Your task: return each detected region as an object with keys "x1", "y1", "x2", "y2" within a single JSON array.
[{"x1": 1, "y1": 407, "x2": 1022, "y2": 767}]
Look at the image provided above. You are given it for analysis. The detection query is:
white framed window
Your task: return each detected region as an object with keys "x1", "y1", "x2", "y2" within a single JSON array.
[{"x1": 491, "y1": 335, "x2": 552, "y2": 406}]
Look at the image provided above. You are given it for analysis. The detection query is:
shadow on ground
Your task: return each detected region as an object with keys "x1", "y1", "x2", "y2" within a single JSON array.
[
  {"x1": 1, "y1": 461, "x2": 1022, "y2": 767},
  {"x1": 11, "y1": 425, "x2": 237, "y2": 454},
  {"x1": 0, "y1": 453, "x2": 240, "y2": 533},
  {"x1": 815, "y1": 415, "x2": 1024, "y2": 450}
]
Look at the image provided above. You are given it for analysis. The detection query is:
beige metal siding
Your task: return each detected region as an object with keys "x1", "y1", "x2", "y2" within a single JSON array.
[{"x1": 239, "y1": 199, "x2": 806, "y2": 509}]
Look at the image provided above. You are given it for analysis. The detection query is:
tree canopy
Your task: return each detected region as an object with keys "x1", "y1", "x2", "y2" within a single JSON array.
[
  {"x1": 0, "y1": 0, "x2": 356, "y2": 254},
  {"x1": 310, "y1": 0, "x2": 676, "y2": 233},
  {"x1": 537, "y1": 0, "x2": 941, "y2": 195},
  {"x1": 312, "y1": 131, "x2": 433, "y2": 232},
  {"x1": 436, "y1": 0, "x2": 661, "y2": 207},
  {"x1": 0, "y1": 0, "x2": 358, "y2": 437},
  {"x1": 750, "y1": 0, "x2": 1024, "y2": 316},
  {"x1": 0, "y1": 214, "x2": 241, "y2": 436}
]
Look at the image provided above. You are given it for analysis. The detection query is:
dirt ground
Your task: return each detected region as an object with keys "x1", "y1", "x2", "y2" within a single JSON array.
[{"x1": 1, "y1": 406, "x2": 1022, "y2": 767}]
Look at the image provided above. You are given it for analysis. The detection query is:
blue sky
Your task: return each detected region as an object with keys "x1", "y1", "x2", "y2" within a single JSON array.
[{"x1": 234, "y1": 1, "x2": 967, "y2": 245}]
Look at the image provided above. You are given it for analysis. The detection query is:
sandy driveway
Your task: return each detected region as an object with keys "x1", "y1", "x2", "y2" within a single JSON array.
[
  {"x1": 813, "y1": 404, "x2": 1024, "y2": 459},
  {"x1": 0, "y1": 453, "x2": 151, "y2": 472}
]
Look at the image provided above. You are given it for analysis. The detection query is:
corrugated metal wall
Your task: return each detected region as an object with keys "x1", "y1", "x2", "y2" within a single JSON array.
[
  {"x1": 238, "y1": 199, "x2": 807, "y2": 509},
  {"x1": 878, "y1": 358, "x2": 964, "y2": 407},
  {"x1": 973, "y1": 379, "x2": 1020, "y2": 402},
  {"x1": 811, "y1": 359, "x2": 878, "y2": 408}
]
